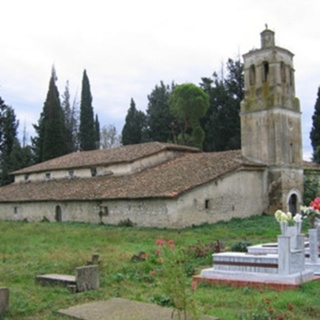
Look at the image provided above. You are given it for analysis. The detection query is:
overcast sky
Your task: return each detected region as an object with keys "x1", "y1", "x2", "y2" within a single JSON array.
[{"x1": 0, "y1": 0, "x2": 319, "y2": 159}]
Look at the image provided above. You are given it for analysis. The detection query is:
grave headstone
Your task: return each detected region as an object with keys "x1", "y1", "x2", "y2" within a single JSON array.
[
  {"x1": 0, "y1": 288, "x2": 9, "y2": 315},
  {"x1": 76, "y1": 265, "x2": 99, "y2": 292}
]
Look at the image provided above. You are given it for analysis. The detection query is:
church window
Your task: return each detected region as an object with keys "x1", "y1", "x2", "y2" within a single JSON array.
[
  {"x1": 45, "y1": 172, "x2": 51, "y2": 179},
  {"x1": 249, "y1": 65, "x2": 256, "y2": 85},
  {"x1": 91, "y1": 167, "x2": 97, "y2": 177},
  {"x1": 68, "y1": 170, "x2": 74, "y2": 178},
  {"x1": 205, "y1": 199, "x2": 211, "y2": 209},
  {"x1": 281, "y1": 62, "x2": 286, "y2": 82},
  {"x1": 14, "y1": 206, "x2": 18, "y2": 214},
  {"x1": 289, "y1": 142, "x2": 294, "y2": 163},
  {"x1": 289, "y1": 69, "x2": 294, "y2": 86},
  {"x1": 24, "y1": 174, "x2": 29, "y2": 181},
  {"x1": 262, "y1": 61, "x2": 269, "y2": 82},
  {"x1": 99, "y1": 206, "x2": 109, "y2": 217}
]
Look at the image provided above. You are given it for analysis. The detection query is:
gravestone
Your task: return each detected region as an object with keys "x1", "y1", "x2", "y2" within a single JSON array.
[
  {"x1": 305, "y1": 226, "x2": 320, "y2": 274},
  {"x1": 197, "y1": 222, "x2": 314, "y2": 289},
  {"x1": 76, "y1": 265, "x2": 99, "y2": 292},
  {"x1": 0, "y1": 287, "x2": 9, "y2": 315}
]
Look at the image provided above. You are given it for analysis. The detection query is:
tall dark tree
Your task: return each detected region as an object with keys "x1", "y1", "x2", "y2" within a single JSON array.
[
  {"x1": 79, "y1": 69, "x2": 96, "y2": 151},
  {"x1": 0, "y1": 100, "x2": 19, "y2": 185},
  {"x1": 122, "y1": 98, "x2": 148, "y2": 145},
  {"x1": 310, "y1": 87, "x2": 320, "y2": 163},
  {"x1": 146, "y1": 81, "x2": 175, "y2": 142},
  {"x1": 200, "y1": 58, "x2": 244, "y2": 152},
  {"x1": 0, "y1": 97, "x2": 33, "y2": 185},
  {"x1": 32, "y1": 66, "x2": 68, "y2": 162},
  {"x1": 94, "y1": 114, "x2": 100, "y2": 149},
  {"x1": 61, "y1": 81, "x2": 78, "y2": 153},
  {"x1": 169, "y1": 83, "x2": 209, "y2": 149}
]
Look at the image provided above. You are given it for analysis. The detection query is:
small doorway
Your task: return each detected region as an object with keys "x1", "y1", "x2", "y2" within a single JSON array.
[
  {"x1": 288, "y1": 194, "x2": 298, "y2": 215},
  {"x1": 55, "y1": 205, "x2": 62, "y2": 222}
]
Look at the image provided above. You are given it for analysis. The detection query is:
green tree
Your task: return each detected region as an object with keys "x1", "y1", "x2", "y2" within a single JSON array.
[
  {"x1": 200, "y1": 58, "x2": 244, "y2": 152},
  {"x1": 61, "y1": 81, "x2": 79, "y2": 153},
  {"x1": 122, "y1": 98, "x2": 148, "y2": 145},
  {"x1": 146, "y1": 81, "x2": 175, "y2": 142},
  {"x1": 79, "y1": 69, "x2": 96, "y2": 151},
  {"x1": 169, "y1": 83, "x2": 209, "y2": 149},
  {"x1": 32, "y1": 66, "x2": 68, "y2": 162},
  {"x1": 0, "y1": 97, "x2": 33, "y2": 185},
  {"x1": 0, "y1": 100, "x2": 19, "y2": 185},
  {"x1": 310, "y1": 87, "x2": 320, "y2": 163},
  {"x1": 94, "y1": 114, "x2": 100, "y2": 149}
]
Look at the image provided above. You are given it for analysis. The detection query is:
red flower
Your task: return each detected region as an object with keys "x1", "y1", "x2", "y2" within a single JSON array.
[
  {"x1": 155, "y1": 239, "x2": 167, "y2": 245},
  {"x1": 169, "y1": 241, "x2": 176, "y2": 249},
  {"x1": 155, "y1": 248, "x2": 162, "y2": 255},
  {"x1": 277, "y1": 316, "x2": 284, "y2": 320},
  {"x1": 191, "y1": 281, "x2": 197, "y2": 291},
  {"x1": 310, "y1": 197, "x2": 320, "y2": 211}
]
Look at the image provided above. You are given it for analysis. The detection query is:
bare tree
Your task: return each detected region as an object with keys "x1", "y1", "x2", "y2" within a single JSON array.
[{"x1": 100, "y1": 124, "x2": 121, "y2": 149}]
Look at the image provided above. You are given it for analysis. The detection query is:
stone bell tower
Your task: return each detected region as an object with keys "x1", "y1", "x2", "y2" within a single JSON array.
[{"x1": 240, "y1": 27, "x2": 303, "y2": 214}]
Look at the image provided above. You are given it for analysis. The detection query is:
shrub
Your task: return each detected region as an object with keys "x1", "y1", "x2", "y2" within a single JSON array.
[{"x1": 231, "y1": 240, "x2": 252, "y2": 252}]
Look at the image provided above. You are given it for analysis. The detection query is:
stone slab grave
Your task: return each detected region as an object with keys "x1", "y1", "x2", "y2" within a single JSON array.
[
  {"x1": 36, "y1": 255, "x2": 100, "y2": 293},
  {"x1": 248, "y1": 225, "x2": 320, "y2": 275},
  {"x1": 57, "y1": 297, "x2": 219, "y2": 320},
  {"x1": 0, "y1": 288, "x2": 9, "y2": 316},
  {"x1": 195, "y1": 224, "x2": 315, "y2": 290}
]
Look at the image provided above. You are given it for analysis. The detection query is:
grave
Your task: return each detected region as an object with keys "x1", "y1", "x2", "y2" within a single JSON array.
[
  {"x1": 0, "y1": 288, "x2": 9, "y2": 316},
  {"x1": 57, "y1": 297, "x2": 219, "y2": 320},
  {"x1": 195, "y1": 223, "x2": 315, "y2": 290},
  {"x1": 305, "y1": 226, "x2": 320, "y2": 274},
  {"x1": 36, "y1": 265, "x2": 99, "y2": 293},
  {"x1": 247, "y1": 225, "x2": 320, "y2": 275}
]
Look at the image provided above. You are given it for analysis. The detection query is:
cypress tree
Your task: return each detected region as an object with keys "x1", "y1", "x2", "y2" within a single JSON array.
[
  {"x1": 79, "y1": 69, "x2": 95, "y2": 150},
  {"x1": 94, "y1": 114, "x2": 100, "y2": 149},
  {"x1": 122, "y1": 98, "x2": 148, "y2": 145},
  {"x1": 33, "y1": 66, "x2": 68, "y2": 162},
  {"x1": 310, "y1": 87, "x2": 320, "y2": 163}
]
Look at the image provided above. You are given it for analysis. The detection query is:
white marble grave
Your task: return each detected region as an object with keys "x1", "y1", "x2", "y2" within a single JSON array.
[{"x1": 200, "y1": 224, "x2": 314, "y2": 287}]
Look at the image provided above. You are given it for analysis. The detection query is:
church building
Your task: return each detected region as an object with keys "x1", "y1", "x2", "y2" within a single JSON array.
[{"x1": 0, "y1": 28, "x2": 314, "y2": 228}]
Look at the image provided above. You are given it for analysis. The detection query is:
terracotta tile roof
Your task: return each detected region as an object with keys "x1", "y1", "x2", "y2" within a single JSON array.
[
  {"x1": 303, "y1": 160, "x2": 320, "y2": 171},
  {"x1": 0, "y1": 149, "x2": 264, "y2": 202},
  {"x1": 12, "y1": 142, "x2": 201, "y2": 175}
]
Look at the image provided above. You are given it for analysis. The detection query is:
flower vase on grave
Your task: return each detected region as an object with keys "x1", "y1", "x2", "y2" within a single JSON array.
[{"x1": 280, "y1": 221, "x2": 288, "y2": 235}]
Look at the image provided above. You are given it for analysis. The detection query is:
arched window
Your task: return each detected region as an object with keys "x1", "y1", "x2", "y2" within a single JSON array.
[
  {"x1": 281, "y1": 62, "x2": 286, "y2": 82},
  {"x1": 55, "y1": 205, "x2": 62, "y2": 222},
  {"x1": 249, "y1": 65, "x2": 256, "y2": 85},
  {"x1": 262, "y1": 61, "x2": 269, "y2": 82},
  {"x1": 288, "y1": 194, "x2": 298, "y2": 215}
]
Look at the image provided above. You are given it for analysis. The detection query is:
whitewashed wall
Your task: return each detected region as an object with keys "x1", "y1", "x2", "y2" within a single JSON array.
[{"x1": 0, "y1": 169, "x2": 266, "y2": 228}]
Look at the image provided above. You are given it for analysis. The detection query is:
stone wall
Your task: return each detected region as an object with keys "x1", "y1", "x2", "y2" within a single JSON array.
[{"x1": 0, "y1": 168, "x2": 266, "y2": 228}]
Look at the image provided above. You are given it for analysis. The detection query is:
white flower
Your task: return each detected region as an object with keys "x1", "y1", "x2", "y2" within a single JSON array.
[
  {"x1": 293, "y1": 213, "x2": 302, "y2": 223},
  {"x1": 274, "y1": 210, "x2": 292, "y2": 223}
]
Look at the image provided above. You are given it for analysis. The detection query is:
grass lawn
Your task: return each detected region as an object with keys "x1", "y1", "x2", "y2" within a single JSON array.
[{"x1": 0, "y1": 214, "x2": 319, "y2": 319}]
